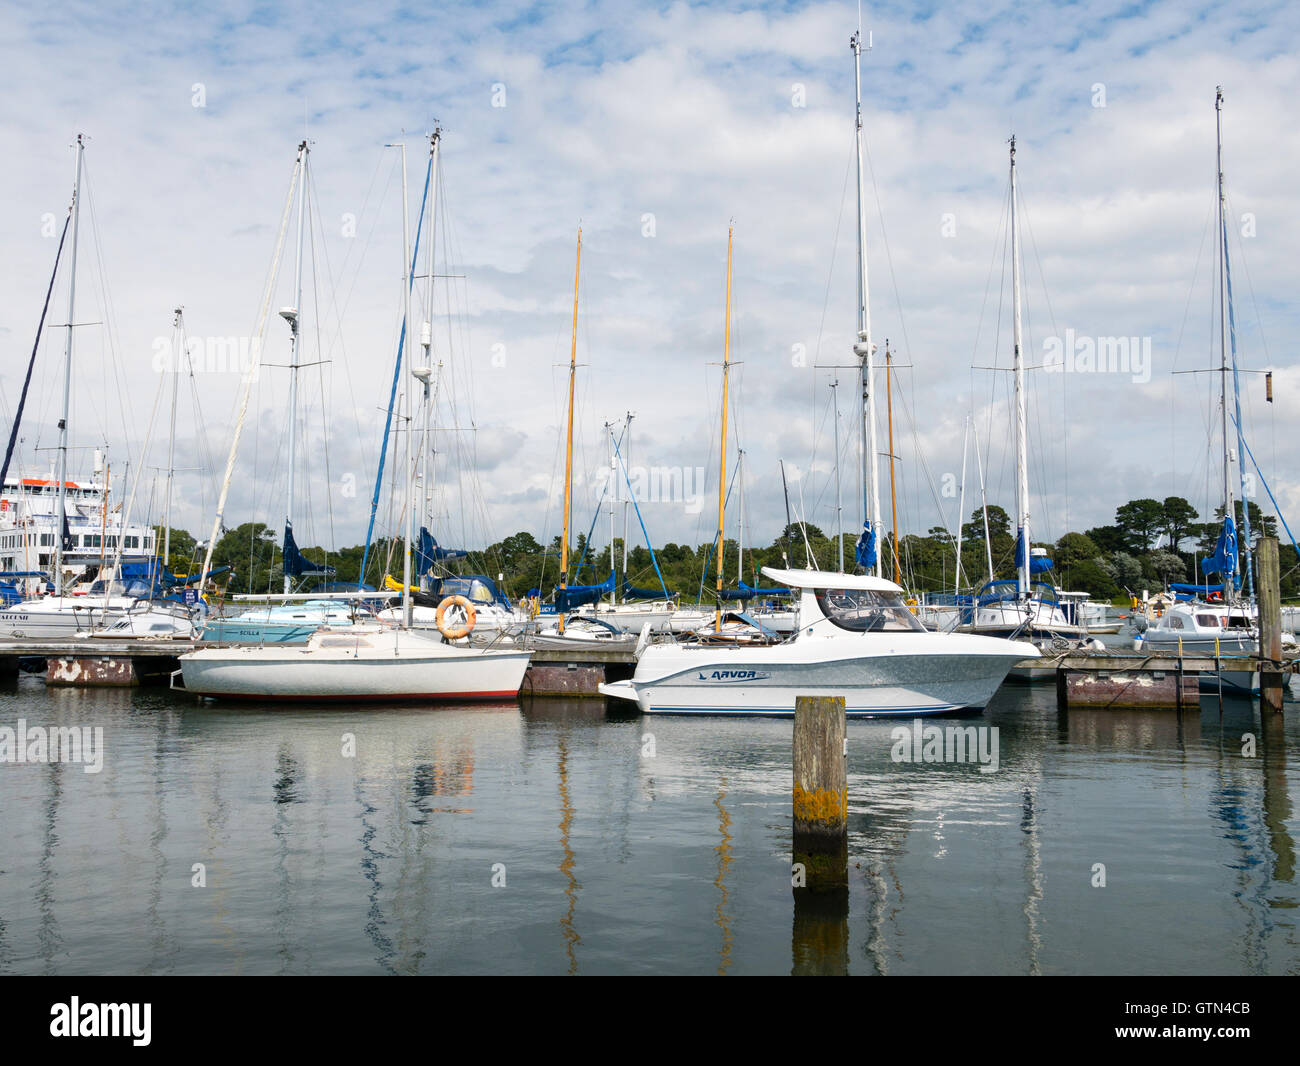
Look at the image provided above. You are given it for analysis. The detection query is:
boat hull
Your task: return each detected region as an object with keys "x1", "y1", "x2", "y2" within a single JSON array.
[
  {"x1": 602, "y1": 644, "x2": 1031, "y2": 718},
  {"x1": 0, "y1": 599, "x2": 131, "y2": 639},
  {"x1": 178, "y1": 631, "x2": 531, "y2": 701}
]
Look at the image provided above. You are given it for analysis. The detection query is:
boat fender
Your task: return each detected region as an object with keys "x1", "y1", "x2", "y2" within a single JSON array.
[{"x1": 436, "y1": 595, "x2": 476, "y2": 640}]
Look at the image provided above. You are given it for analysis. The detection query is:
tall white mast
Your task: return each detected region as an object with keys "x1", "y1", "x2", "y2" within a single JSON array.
[
  {"x1": 397, "y1": 142, "x2": 414, "y2": 626},
  {"x1": 832, "y1": 379, "x2": 843, "y2": 572},
  {"x1": 604, "y1": 418, "x2": 617, "y2": 607},
  {"x1": 281, "y1": 140, "x2": 309, "y2": 594},
  {"x1": 851, "y1": 30, "x2": 881, "y2": 578},
  {"x1": 1010, "y1": 136, "x2": 1030, "y2": 599},
  {"x1": 54, "y1": 134, "x2": 85, "y2": 595},
  {"x1": 419, "y1": 127, "x2": 441, "y2": 556},
  {"x1": 955, "y1": 415, "x2": 969, "y2": 593},
  {"x1": 1215, "y1": 87, "x2": 1235, "y2": 604},
  {"x1": 163, "y1": 307, "x2": 183, "y2": 569},
  {"x1": 737, "y1": 448, "x2": 745, "y2": 584},
  {"x1": 622, "y1": 411, "x2": 632, "y2": 588}
]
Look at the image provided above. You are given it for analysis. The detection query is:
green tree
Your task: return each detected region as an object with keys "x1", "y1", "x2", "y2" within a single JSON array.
[
  {"x1": 1068, "y1": 558, "x2": 1120, "y2": 599},
  {"x1": 210, "y1": 522, "x2": 278, "y2": 594},
  {"x1": 1054, "y1": 532, "x2": 1100, "y2": 568},
  {"x1": 1114, "y1": 498, "x2": 1165, "y2": 551},
  {"x1": 1161, "y1": 496, "x2": 1198, "y2": 551},
  {"x1": 1146, "y1": 550, "x2": 1187, "y2": 586}
]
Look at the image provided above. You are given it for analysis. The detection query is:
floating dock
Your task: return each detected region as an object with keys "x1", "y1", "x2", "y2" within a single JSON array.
[{"x1": 0, "y1": 640, "x2": 1292, "y2": 705}]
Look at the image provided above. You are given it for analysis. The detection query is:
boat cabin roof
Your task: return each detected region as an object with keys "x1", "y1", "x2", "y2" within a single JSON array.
[{"x1": 761, "y1": 566, "x2": 906, "y2": 594}]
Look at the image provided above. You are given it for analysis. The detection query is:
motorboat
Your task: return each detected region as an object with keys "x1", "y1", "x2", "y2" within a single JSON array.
[{"x1": 599, "y1": 567, "x2": 1037, "y2": 717}]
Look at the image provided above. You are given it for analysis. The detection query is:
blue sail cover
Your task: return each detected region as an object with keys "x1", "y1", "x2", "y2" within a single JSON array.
[
  {"x1": 722, "y1": 581, "x2": 793, "y2": 601},
  {"x1": 1170, "y1": 582, "x2": 1223, "y2": 595},
  {"x1": 1200, "y1": 516, "x2": 1240, "y2": 587},
  {"x1": 416, "y1": 527, "x2": 467, "y2": 572},
  {"x1": 555, "y1": 572, "x2": 614, "y2": 612},
  {"x1": 622, "y1": 581, "x2": 670, "y2": 601},
  {"x1": 855, "y1": 522, "x2": 877, "y2": 568},
  {"x1": 1030, "y1": 556, "x2": 1053, "y2": 574},
  {"x1": 282, "y1": 524, "x2": 335, "y2": 578},
  {"x1": 1015, "y1": 528, "x2": 1028, "y2": 569}
]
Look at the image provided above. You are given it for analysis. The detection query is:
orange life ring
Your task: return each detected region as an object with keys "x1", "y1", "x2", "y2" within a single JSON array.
[{"x1": 436, "y1": 595, "x2": 476, "y2": 640}]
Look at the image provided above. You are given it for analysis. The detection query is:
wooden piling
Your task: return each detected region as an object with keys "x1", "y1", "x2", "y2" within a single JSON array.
[
  {"x1": 1257, "y1": 537, "x2": 1284, "y2": 716},
  {"x1": 792, "y1": 695, "x2": 848, "y2": 895}
]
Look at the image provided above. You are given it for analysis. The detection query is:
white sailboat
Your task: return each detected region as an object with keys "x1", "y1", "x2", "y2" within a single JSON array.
[
  {"x1": 179, "y1": 138, "x2": 530, "y2": 701},
  {"x1": 1139, "y1": 88, "x2": 1298, "y2": 693},
  {"x1": 0, "y1": 136, "x2": 139, "y2": 638},
  {"x1": 958, "y1": 136, "x2": 1088, "y2": 676}
]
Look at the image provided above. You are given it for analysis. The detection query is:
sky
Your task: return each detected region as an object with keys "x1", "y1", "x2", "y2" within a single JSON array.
[{"x1": 1, "y1": 0, "x2": 1298, "y2": 567}]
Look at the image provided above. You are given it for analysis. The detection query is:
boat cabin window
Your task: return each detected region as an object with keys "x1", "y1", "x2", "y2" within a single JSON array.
[
  {"x1": 814, "y1": 588, "x2": 926, "y2": 633},
  {"x1": 1195, "y1": 614, "x2": 1222, "y2": 628},
  {"x1": 1168, "y1": 615, "x2": 1184, "y2": 629}
]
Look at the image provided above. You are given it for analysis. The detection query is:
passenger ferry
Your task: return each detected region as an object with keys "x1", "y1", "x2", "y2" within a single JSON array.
[{"x1": 0, "y1": 465, "x2": 158, "y2": 599}]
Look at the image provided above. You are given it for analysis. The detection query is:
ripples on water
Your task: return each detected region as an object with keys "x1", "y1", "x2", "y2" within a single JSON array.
[{"x1": 0, "y1": 674, "x2": 1295, "y2": 975}]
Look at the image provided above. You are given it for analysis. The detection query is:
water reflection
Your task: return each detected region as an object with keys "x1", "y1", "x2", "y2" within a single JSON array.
[
  {"x1": 0, "y1": 682, "x2": 1295, "y2": 975},
  {"x1": 557, "y1": 733, "x2": 581, "y2": 975},
  {"x1": 713, "y1": 777, "x2": 733, "y2": 975}
]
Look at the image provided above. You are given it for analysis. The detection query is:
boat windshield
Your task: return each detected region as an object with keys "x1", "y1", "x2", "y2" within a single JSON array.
[
  {"x1": 441, "y1": 578, "x2": 497, "y2": 605},
  {"x1": 814, "y1": 588, "x2": 926, "y2": 633}
]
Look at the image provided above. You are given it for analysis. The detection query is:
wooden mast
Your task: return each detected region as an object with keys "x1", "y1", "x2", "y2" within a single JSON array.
[
  {"x1": 559, "y1": 228, "x2": 581, "y2": 635},
  {"x1": 715, "y1": 224, "x2": 733, "y2": 633}
]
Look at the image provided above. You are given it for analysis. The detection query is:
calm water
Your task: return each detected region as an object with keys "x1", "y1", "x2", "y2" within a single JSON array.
[{"x1": 0, "y1": 671, "x2": 1296, "y2": 975}]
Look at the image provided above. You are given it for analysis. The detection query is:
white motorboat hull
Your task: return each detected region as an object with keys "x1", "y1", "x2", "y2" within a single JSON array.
[
  {"x1": 601, "y1": 637, "x2": 1034, "y2": 717},
  {"x1": 178, "y1": 628, "x2": 531, "y2": 701}
]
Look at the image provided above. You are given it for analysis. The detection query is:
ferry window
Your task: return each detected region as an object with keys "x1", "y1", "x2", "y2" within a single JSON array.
[
  {"x1": 125, "y1": 536, "x2": 139, "y2": 549},
  {"x1": 815, "y1": 588, "x2": 926, "y2": 633},
  {"x1": 40, "y1": 534, "x2": 53, "y2": 546}
]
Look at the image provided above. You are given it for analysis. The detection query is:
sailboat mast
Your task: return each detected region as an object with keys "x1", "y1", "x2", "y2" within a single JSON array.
[
  {"x1": 420, "y1": 128, "x2": 441, "y2": 553},
  {"x1": 1215, "y1": 87, "x2": 1235, "y2": 604},
  {"x1": 832, "y1": 380, "x2": 843, "y2": 572},
  {"x1": 737, "y1": 448, "x2": 745, "y2": 584},
  {"x1": 622, "y1": 411, "x2": 632, "y2": 589},
  {"x1": 886, "y1": 344, "x2": 899, "y2": 583},
  {"x1": 715, "y1": 225, "x2": 733, "y2": 632},
  {"x1": 606, "y1": 419, "x2": 616, "y2": 606},
  {"x1": 1010, "y1": 135, "x2": 1030, "y2": 599},
  {"x1": 163, "y1": 307, "x2": 183, "y2": 569},
  {"x1": 398, "y1": 143, "x2": 414, "y2": 625},
  {"x1": 956, "y1": 415, "x2": 969, "y2": 593},
  {"x1": 558, "y1": 228, "x2": 581, "y2": 635},
  {"x1": 851, "y1": 31, "x2": 881, "y2": 578},
  {"x1": 54, "y1": 134, "x2": 85, "y2": 595},
  {"x1": 282, "y1": 140, "x2": 308, "y2": 594}
]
